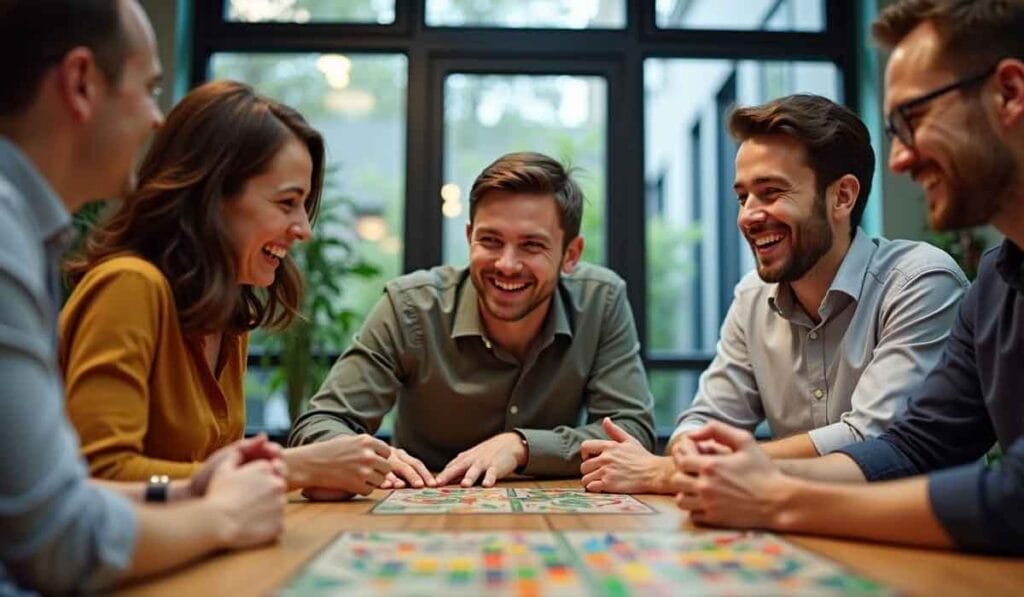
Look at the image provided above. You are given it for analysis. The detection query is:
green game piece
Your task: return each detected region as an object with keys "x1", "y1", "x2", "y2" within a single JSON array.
[{"x1": 602, "y1": 576, "x2": 629, "y2": 597}]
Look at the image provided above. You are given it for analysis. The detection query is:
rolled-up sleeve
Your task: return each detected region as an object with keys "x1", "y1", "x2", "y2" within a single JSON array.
[
  {"x1": 927, "y1": 437, "x2": 1024, "y2": 555},
  {"x1": 809, "y1": 268, "x2": 967, "y2": 454},
  {"x1": 837, "y1": 272, "x2": 1024, "y2": 555}
]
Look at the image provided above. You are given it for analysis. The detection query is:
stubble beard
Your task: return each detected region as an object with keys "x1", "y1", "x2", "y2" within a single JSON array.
[
  {"x1": 931, "y1": 116, "x2": 1016, "y2": 231},
  {"x1": 754, "y1": 196, "x2": 833, "y2": 284}
]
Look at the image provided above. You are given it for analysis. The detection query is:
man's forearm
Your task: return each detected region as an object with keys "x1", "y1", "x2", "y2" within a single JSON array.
[
  {"x1": 90, "y1": 478, "x2": 194, "y2": 502},
  {"x1": 776, "y1": 452, "x2": 868, "y2": 483},
  {"x1": 287, "y1": 411, "x2": 358, "y2": 447},
  {"x1": 773, "y1": 475, "x2": 954, "y2": 549},
  {"x1": 123, "y1": 501, "x2": 230, "y2": 582},
  {"x1": 761, "y1": 433, "x2": 819, "y2": 459}
]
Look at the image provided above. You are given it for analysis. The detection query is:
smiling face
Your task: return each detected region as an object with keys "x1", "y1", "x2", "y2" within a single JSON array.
[
  {"x1": 734, "y1": 134, "x2": 834, "y2": 284},
  {"x1": 466, "y1": 192, "x2": 582, "y2": 331},
  {"x1": 885, "y1": 21, "x2": 1015, "y2": 230},
  {"x1": 222, "y1": 135, "x2": 314, "y2": 287}
]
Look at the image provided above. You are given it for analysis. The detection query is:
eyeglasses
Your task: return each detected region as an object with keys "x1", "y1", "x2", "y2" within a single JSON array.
[{"x1": 884, "y1": 66, "x2": 996, "y2": 149}]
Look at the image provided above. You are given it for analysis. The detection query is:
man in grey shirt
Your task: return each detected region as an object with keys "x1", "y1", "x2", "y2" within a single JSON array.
[
  {"x1": 1, "y1": 2, "x2": 286, "y2": 593},
  {"x1": 581, "y1": 94, "x2": 967, "y2": 494},
  {"x1": 290, "y1": 152, "x2": 655, "y2": 492}
]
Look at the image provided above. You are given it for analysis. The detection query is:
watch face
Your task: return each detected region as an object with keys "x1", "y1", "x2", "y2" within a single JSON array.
[{"x1": 145, "y1": 478, "x2": 170, "y2": 503}]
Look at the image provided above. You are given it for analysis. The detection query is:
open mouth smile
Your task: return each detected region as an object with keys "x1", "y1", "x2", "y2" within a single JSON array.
[
  {"x1": 489, "y1": 277, "x2": 531, "y2": 293},
  {"x1": 261, "y1": 242, "x2": 288, "y2": 264},
  {"x1": 749, "y1": 231, "x2": 788, "y2": 255}
]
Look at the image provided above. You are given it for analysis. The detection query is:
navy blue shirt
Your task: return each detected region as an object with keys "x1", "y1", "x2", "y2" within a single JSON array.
[{"x1": 839, "y1": 241, "x2": 1024, "y2": 555}]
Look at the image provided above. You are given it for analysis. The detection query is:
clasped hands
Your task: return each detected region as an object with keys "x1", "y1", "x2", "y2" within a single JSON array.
[{"x1": 581, "y1": 418, "x2": 789, "y2": 529}]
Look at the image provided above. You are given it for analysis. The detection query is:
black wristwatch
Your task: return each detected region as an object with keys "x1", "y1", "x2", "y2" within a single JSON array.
[{"x1": 145, "y1": 474, "x2": 170, "y2": 503}]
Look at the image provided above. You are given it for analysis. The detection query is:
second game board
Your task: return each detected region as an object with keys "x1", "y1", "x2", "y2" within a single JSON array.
[{"x1": 372, "y1": 487, "x2": 655, "y2": 514}]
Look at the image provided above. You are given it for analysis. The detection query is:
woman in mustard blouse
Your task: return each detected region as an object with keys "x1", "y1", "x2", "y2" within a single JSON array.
[{"x1": 61, "y1": 80, "x2": 390, "y2": 499}]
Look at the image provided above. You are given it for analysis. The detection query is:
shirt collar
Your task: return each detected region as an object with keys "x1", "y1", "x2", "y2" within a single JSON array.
[
  {"x1": 0, "y1": 137, "x2": 72, "y2": 245},
  {"x1": 995, "y1": 239, "x2": 1024, "y2": 293},
  {"x1": 768, "y1": 227, "x2": 874, "y2": 319},
  {"x1": 451, "y1": 271, "x2": 573, "y2": 342}
]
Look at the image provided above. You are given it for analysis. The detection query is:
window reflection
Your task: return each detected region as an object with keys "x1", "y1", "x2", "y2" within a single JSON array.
[
  {"x1": 442, "y1": 74, "x2": 607, "y2": 266},
  {"x1": 225, "y1": 0, "x2": 395, "y2": 24},
  {"x1": 655, "y1": 0, "x2": 824, "y2": 31},
  {"x1": 427, "y1": 0, "x2": 624, "y2": 29}
]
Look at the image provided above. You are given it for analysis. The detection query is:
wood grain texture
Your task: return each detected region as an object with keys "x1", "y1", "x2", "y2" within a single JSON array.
[{"x1": 116, "y1": 479, "x2": 1024, "y2": 596}]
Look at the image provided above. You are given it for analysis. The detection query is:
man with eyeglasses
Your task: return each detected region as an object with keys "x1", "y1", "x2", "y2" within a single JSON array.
[{"x1": 669, "y1": 0, "x2": 1024, "y2": 555}]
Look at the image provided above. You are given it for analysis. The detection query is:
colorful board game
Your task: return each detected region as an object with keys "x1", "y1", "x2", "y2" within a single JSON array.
[
  {"x1": 280, "y1": 530, "x2": 892, "y2": 596},
  {"x1": 371, "y1": 487, "x2": 654, "y2": 514}
]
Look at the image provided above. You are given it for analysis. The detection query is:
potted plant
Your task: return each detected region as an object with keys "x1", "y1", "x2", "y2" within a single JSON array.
[{"x1": 255, "y1": 189, "x2": 380, "y2": 422}]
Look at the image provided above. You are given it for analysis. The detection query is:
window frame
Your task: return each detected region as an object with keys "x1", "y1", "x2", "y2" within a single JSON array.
[{"x1": 193, "y1": 0, "x2": 861, "y2": 431}]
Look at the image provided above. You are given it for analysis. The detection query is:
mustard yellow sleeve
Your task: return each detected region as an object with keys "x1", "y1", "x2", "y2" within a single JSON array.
[{"x1": 60, "y1": 262, "x2": 199, "y2": 480}]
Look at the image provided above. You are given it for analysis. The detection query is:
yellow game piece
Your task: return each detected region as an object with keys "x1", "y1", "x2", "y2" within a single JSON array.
[
  {"x1": 412, "y1": 557, "x2": 439, "y2": 573},
  {"x1": 450, "y1": 557, "x2": 473, "y2": 571},
  {"x1": 622, "y1": 562, "x2": 650, "y2": 581}
]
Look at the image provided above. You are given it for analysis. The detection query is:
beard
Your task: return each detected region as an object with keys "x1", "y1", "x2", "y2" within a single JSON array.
[
  {"x1": 471, "y1": 268, "x2": 560, "y2": 323},
  {"x1": 751, "y1": 193, "x2": 833, "y2": 284},
  {"x1": 929, "y1": 109, "x2": 1016, "y2": 231}
]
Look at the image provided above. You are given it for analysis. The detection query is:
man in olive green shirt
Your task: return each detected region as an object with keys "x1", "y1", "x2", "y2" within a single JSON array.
[{"x1": 289, "y1": 152, "x2": 655, "y2": 490}]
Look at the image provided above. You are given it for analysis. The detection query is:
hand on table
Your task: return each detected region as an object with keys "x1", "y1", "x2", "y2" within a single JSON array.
[
  {"x1": 286, "y1": 434, "x2": 391, "y2": 500},
  {"x1": 672, "y1": 421, "x2": 789, "y2": 529},
  {"x1": 434, "y1": 432, "x2": 527, "y2": 488},
  {"x1": 580, "y1": 417, "x2": 678, "y2": 494},
  {"x1": 191, "y1": 434, "x2": 286, "y2": 497},
  {"x1": 380, "y1": 447, "x2": 436, "y2": 489},
  {"x1": 204, "y1": 450, "x2": 287, "y2": 548}
]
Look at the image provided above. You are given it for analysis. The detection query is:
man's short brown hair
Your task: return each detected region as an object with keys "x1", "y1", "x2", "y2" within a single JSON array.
[
  {"x1": 0, "y1": 0, "x2": 134, "y2": 116},
  {"x1": 728, "y1": 94, "x2": 875, "y2": 234},
  {"x1": 872, "y1": 0, "x2": 1024, "y2": 75},
  {"x1": 469, "y1": 152, "x2": 584, "y2": 248}
]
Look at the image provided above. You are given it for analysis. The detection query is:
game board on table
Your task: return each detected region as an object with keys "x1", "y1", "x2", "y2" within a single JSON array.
[
  {"x1": 280, "y1": 530, "x2": 892, "y2": 596},
  {"x1": 371, "y1": 487, "x2": 655, "y2": 514}
]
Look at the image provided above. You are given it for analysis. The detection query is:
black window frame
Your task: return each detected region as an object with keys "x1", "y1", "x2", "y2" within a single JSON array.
[{"x1": 194, "y1": 1, "x2": 861, "y2": 431}]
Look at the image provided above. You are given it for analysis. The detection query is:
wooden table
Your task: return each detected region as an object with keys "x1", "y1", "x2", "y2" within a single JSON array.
[{"x1": 118, "y1": 479, "x2": 1024, "y2": 596}]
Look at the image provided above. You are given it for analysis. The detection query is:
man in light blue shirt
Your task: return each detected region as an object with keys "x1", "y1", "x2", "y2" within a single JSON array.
[
  {"x1": 1, "y1": 1, "x2": 287, "y2": 593},
  {"x1": 581, "y1": 94, "x2": 967, "y2": 494}
]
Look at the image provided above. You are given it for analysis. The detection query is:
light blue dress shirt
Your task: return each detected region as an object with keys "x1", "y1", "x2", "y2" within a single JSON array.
[
  {"x1": 673, "y1": 229, "x2": 969, "y2": 454},
  {"x1": 0, "y1": 138, "x2": 135, "y2": 594}
]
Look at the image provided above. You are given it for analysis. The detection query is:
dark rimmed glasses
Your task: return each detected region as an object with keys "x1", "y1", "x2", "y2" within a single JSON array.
[{"x1": 885, "y1": 66, "x2": 996, "y2": 149}]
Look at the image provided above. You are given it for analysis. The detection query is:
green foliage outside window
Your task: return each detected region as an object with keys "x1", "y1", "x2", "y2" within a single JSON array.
[{"x1": 252, "y1": 186, "x2": 380, "y2": 422}]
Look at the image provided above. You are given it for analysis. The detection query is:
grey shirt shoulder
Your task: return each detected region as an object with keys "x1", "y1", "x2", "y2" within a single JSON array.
[{"x1": 674, "y1": 231, "x2": 967, "y2": 454}]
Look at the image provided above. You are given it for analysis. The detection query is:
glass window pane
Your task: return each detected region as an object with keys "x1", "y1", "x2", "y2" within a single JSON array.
[
  {"x1": 442, "y1": 74, "x2": 607, "y2": 266},
  {"x1": 427, "y1": 0, "x2": 625, "y2": 29},
  {"x1": 225, "y1": 0, "x2": 395, "y2": 24},
  {"x1": 655, "y1": 0, "x2": 824, "y2": 31},
  {"x1": 649, "y1": 370, "x2": 701, "y2": 432},
  {"x1": 210, "y1": 52, "x2": 406, "y2": 422},
  {"x1": 644, "y1": 59, "x2": 839, "y2": 355}
]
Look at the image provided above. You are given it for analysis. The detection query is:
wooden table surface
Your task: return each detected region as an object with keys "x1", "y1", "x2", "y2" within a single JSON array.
[{"x1": 118, "y1": 478, "x2": 1024, "y2": 596}]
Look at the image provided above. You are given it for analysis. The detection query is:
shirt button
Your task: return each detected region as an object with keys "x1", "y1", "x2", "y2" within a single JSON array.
[
  {"x1": 809, "y1": 331, "x2": 818, "y2": 340},
  {"x1": 509, "y1": 405, "x2": 519, "y2": 415},
  {"x1": 813, "y1": 389, "x2": 824, "y2": 399}
]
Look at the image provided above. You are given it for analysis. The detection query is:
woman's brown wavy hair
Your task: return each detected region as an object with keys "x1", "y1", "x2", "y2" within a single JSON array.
[{"x1": 66, "y1": 79, "x2": 325, "y2": 335}]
